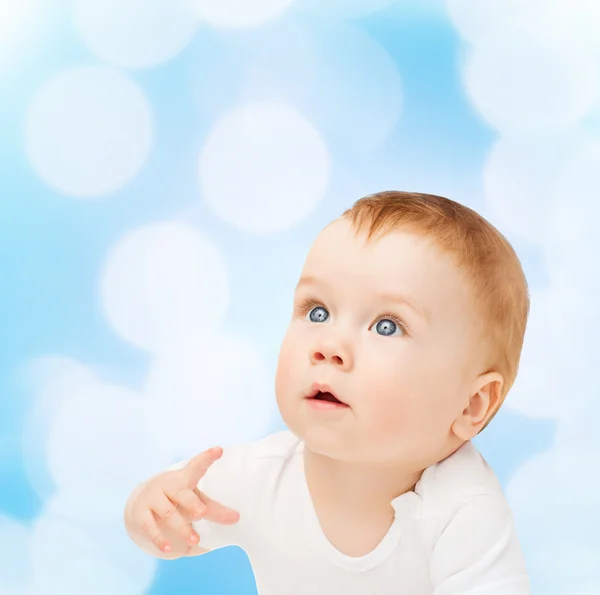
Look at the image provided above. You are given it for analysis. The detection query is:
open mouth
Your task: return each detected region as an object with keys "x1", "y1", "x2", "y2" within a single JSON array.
[
  {"x1": 306, "y1": 385, "x2": 349, "y2": 408},
  {"x1": 310, "y1": 391, "x2": 344, "y2": 404}
]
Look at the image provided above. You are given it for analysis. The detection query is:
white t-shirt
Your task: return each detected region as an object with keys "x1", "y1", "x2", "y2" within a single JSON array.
[{"x1": 172, "y1": 430, "x2": 530, "y2": 595}]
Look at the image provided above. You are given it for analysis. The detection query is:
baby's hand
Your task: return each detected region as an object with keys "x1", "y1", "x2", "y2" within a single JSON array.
[{"x1": 127, "y1": 446, "x2": 240, "y2": 556}]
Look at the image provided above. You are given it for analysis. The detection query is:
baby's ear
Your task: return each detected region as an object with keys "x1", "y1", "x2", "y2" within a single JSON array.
[{"x1": 451, "y1": 372, "x2": 504, "y2": 441}]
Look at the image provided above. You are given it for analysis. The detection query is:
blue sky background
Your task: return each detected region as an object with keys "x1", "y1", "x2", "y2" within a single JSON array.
[{"x1": 1, "y1": 1, "x2": 599, "y2": 593}]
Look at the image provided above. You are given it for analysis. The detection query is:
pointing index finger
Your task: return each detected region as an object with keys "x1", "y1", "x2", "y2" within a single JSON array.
[{"x1": 181, "y1": 446, "x2": 223, "y2": 488}]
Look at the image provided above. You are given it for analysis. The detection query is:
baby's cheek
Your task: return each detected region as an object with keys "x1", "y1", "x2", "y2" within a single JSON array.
[
  {"x1": 365, "y1": 396, "x2": 410, "y2": 437},
  {"x1": 275, "y1": 336, "x2": 302, "y2": 403},
  {"x1": 366, "y1": 390, "x2": 434, "y2": 442}
]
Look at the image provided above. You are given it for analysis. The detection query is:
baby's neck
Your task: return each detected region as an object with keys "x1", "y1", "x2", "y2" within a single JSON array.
[{"x1": 303, "y1": 448, "x2": 423, "y2": 515}]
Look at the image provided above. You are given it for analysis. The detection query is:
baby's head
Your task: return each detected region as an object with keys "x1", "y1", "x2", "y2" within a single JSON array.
[{"x1": 275, "y1": 191, "x2": 530, "y2": 470}]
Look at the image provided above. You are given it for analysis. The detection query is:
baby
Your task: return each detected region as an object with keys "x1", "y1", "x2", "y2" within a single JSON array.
[{"x1": 124, "y1": 191, "x2": 531, "y2": 594}]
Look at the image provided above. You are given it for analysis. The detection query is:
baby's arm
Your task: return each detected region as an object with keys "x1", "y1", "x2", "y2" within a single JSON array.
[{"x1": 429, "y1": 494, "x2": 530, "y2": 594}]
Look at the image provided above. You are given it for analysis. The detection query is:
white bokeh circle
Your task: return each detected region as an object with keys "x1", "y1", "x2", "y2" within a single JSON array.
[
  {"x1": 552, "y1": 138, "x2": 600, "y2": 245},
  {"x1": 0, "y1": 0, "x2": 36, "y2": 73},
  {"x1": 73, "y1": 0, "x2": 199, "y2": 69},
  {"x1": 556, "y1": 395, "x2": 600, "y2": 455},
  {"x1": 21, "y1": 356, "x2": 102, "y2": 501},
  {"x1": 539, "y1": 0, "x2": 600, "y2": 54},
  {"x1": 307, "y1": 23, "x2": 403, "y2": 154},
  {"x1": 25, "y1": 66, "x2": 153, "y2": 197},
  {"x1": 554, "y1": 396, "x2": 600, "y2": 510},
  {"x1": 100, "y1": 222, "x2": 230, "y2": 352},
  {"x1": 446, "y1": 0, "x2": 553, "y2": 45},
  {"x1": 573, "y1": 586, "x2": 600, "y2": 595},
  {"x1": 0, "y1": 0, "x2": 28, "y2": 44},
  {"x1": 239, "y1": 20, "x2": 318, "y2": 108},
  {"x1": 21, "y1": 355, "x2": 99, "y2": 398},
  {"x1": 190, "y1": 23, "x2": 402, "y2": 157},
  {"x1": 144, "y1": 333, "x2": 277, "y2": 460},
  {"x1": 29, "y1": 509, "x2": 156, "y2": 595},
  {"x1": 295, "y1": 0, "x2": 400, "y2": 18},
  {"x1": 586, "y1": 99, "x2": 600, "y2": 138},
  {"x1": 528, "y1": 541, "x2": 600, "y2": 592},
  {"x1": 554, "y1": 445, "x2": 600, "y2": 511},
  {"x1": 186, "y1": 0, "x2": 295, "y2": 29},
  {"x1": 463, "y1": 32, "x2": 598, "y2": 134},
  {"x1": 448, "y1": 0, "x2": 600, "y2": 73},
  {"x1": 506, "y1": 286, "x2": 600, "y2": 420},
  {"x1": 543, "y1": 138, "x2": 600, "y2": 296},
  {"x1": 506, "y1": 450, "x2": 600, "y2": 550},
  {"x1": 0, "y1": 516, "x2": 31, "y2": 594},
  {"x1": 46, "y1": 383, "x2": 171, "y2": 499},
  {"x1": 482, "y1": 129, "x2": 590, "y2": 243},
  {"x1": 199, "y1": 101, "x2": 330, "y2": 233}
]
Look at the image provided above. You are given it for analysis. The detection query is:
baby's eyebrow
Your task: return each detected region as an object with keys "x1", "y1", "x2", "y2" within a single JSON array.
[
  {"x1": 374, "y1": 291, "x2": 430, "y2": 323},
  {"x1": 295, "y1": 275, "x2": 319, "y2": 291},
  {"x1": 295, "y1": 276, "x2": 430, "y2": 323}
]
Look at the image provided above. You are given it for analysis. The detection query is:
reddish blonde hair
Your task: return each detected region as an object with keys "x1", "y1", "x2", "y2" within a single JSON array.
[{"x1": 342, "y1": 191, "x2": 530, "y2": 431}]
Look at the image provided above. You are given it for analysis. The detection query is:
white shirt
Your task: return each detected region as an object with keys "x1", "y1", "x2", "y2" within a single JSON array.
[{"x1": 173, "y1": 430, "x2": 530, "y2": 595}]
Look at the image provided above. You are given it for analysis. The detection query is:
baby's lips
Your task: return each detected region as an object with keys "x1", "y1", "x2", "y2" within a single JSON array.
[
  {"x1": 306, "y1": 381, "x2": 337, "y2": 399},
  {"x1": 306, "y1": 381, "x2": 349, "y2": 406}
]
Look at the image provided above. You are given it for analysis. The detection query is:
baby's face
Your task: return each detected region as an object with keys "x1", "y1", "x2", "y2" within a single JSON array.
[{"x1": 275, "y1": 218, "x2": 486, "y2": 469}]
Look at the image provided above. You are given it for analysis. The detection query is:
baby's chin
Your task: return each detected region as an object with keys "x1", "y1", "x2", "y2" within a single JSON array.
[
  {"x1": 299, "y1": 424, "x2": 429, "y2": 469},
  {"x1": 298, "y1": 424, "x2": 373, "y2": 463},
  {"x1": 278, "y1": 401, "x2": 395, "y2": 463}
]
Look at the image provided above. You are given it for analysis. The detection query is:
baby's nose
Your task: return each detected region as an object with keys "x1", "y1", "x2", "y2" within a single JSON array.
[
  {"x1": 309, "y1": 341, "x2": 352, "y2": 369},
  {"x1": 311, "y1": 349, "x2": 344, "y2": 366}
]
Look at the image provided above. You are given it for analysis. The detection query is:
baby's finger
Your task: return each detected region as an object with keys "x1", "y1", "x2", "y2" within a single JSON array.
[
  {"x1": 134, "y1": 508, "x2": 171, "y2": 553},
  {"x1": 151, "y1": 492, "x2": 197, "y2": 544},
  {"x1": 197, "y1": 491, "x2": 240, "y2": 525},
  {"x1": 165, "y1": 483, "x2": 206, "y2": 521},
  {"x1": 181, "y1": 446, "x2": 223, "y2": 488}
]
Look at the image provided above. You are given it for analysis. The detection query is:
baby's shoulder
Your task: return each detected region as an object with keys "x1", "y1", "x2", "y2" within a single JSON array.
[
  {"x1": 223, "y1": 429, "x2": 301, "y2": 473},
  {"x1": 416, "y1": 441, "x2": 505, "y2": 513},
  {"x1": 202, "y1": 430, "x2": 301, "y2": 490},
  {"x1": 409, "y1": 442, "x2": 510, "y2": 552},
  {"x1": 242, "y1": 429, "x2": 303, "y2": 460}
]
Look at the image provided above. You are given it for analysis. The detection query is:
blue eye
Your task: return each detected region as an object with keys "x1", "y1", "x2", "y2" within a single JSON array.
[
  {"x1": 372, "y1": 318, "x2": 400, "y2": 337},
  {"x1": 307, "y1": 306, "x2": 329, "y2": 323}
]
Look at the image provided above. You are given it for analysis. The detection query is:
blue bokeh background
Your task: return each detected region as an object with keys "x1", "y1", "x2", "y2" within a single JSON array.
[{"x1": 1, "y1": 1, "x2": 599, "y2": 593}]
